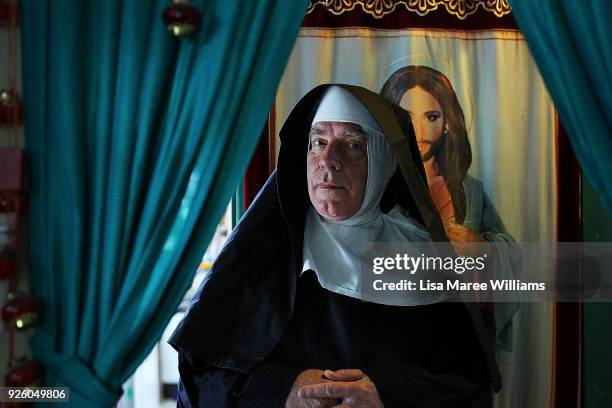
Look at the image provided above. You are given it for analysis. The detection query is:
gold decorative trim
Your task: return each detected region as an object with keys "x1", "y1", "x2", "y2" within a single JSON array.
[{"x1": 306, "y1": 0, "x2": 511, "y2": 20}]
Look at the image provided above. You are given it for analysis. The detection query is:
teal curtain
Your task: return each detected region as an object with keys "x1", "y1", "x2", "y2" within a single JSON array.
[
  {"x1": 20, "y1": 0, "x2": 306, "y2": 406},
  {"x1": 509, "y1": 1, "x2": 612, "y2": 211}
]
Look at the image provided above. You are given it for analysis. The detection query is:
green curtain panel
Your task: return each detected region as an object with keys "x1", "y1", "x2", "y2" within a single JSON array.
[
  {"x1": 510, "y1": 0, "x2": 612, "y2": 211},
  {"x1": 20, "y1": 0, "x2": 306, "y2": 406}
]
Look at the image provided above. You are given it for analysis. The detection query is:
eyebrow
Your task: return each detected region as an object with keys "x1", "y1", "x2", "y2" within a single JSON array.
[
  {"x1": 406, "y1": 109, "x2": 441, "y2": 114},
  {"x1": 341, "y1": 129, "x2": 367, "y2": 140},
  {"x1": 307, "y1": 127, "x2": 367, "y2": 140},
  {"x1": 308, "y1": 127, "x2": 325, "y2": 137}
]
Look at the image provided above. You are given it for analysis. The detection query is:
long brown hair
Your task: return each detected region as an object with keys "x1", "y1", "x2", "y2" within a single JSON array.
[{"x1": 380, "y1": 65, "x2": 472, "y2": 223}]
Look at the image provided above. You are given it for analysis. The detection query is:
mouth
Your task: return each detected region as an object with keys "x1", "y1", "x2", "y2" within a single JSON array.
[{"x1": 319, "y1": 183, "x2": 344, "y2": 190}]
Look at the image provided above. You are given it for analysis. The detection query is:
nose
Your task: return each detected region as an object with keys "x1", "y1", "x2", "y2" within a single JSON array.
[
  {"x1": 319, "y1": 143, "x2": 342, "y2": 170},
  {"x1": 413, "y1": 120, "x2": 424, "y2": 142}
]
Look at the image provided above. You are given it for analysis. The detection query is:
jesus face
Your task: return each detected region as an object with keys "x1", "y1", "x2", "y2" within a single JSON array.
[
  {"x1": 306, "y1": 121, "x2": 368, "y2": 221},
  {"x1": 399, "y1": 86, "x2": 446, "y2": 162}
]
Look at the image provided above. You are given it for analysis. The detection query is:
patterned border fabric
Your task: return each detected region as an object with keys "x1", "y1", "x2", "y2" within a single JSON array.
[{"x1": 307, "y1": 0, "x2": 511, "y2": 20}]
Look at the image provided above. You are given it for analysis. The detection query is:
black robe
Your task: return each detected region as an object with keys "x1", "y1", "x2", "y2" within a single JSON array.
[{"x1": 169, "y1": 84, "x2": 501, "y2": 407}]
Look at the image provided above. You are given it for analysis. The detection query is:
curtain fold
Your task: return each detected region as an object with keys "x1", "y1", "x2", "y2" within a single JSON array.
[
  {"x1": 509, "y1": 0, "x2": 612, "y2": 211},
  {"x1": 20, "y1": 0, "x2": 307, "y2": 406}
]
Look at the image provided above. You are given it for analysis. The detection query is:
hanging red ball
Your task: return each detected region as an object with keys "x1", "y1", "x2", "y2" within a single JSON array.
[
  {"x1": 0, "y1": 90, "x2": 23, "y2": 127},
  {"x1": 1, "y1": 294, "x2": 41, "y2": 330},
  {"x1": 4, "y1": 360, "x2": 44, "y2": 387},
  {"x1": 162, "y1": 0, "x2": 201, "y2": 37}
]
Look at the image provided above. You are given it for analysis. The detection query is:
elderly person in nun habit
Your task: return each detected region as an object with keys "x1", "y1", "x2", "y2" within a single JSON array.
[{"x1": 169, "y1": 85, "x2": 501, "y2": 408}]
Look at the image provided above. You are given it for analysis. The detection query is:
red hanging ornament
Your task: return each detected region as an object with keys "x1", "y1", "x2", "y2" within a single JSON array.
[
  {"x1": 162, "y1": 0, "x2": 201, "y2": 38},
  {"x1": 0, "y1": 90, "x2": 23, "y2": 127},
  {"x1": 4, "y1": 360, "x2": 44, "y2": 387},
  {"x1": 2, "y1": 294, "x2": 41, "y2": 330}
]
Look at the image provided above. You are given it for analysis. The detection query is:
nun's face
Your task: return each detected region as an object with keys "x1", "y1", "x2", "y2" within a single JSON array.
[{"x1": 307, "y1": 121, "x2": 368, "y2": 221}]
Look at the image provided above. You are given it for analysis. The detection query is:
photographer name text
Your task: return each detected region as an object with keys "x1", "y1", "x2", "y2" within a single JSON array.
[{"x1": 372, "y1": 279, "x2": 546, "y2": 291}]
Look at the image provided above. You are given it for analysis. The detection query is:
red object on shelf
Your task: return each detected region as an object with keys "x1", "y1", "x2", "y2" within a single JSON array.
[
  {"x1": 4, "y1": 360, "x2": 44, "y2": 387},
  {"x1": 0, "y1": 90, "x2": 23, "y2": 126},
  {"x1": 1, "y1": 295, "x2": 41, "y2": 330},
  {"x1": 162, "y1": 0, "x2": 201, "y2": 37}
]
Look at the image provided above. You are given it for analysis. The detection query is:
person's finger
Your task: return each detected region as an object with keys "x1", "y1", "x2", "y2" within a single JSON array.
[
  {"x1": 324, "y1": 368, "x2": 365, "y2": 381},
  {"x1": 298, "y1": 382, "x2": 351, "y2": 399}
]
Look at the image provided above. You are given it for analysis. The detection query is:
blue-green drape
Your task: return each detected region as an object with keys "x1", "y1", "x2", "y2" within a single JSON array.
[
  {"x1": 20, "y1": 0, "x2": 306, "y2": 406},
  {"x1": 510, "y1": 1, "x2": 612, "y2": 212}
]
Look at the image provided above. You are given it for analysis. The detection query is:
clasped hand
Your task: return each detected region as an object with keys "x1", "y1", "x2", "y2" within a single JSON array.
[{"x1": 285, "y1": 368, "x2": 383, "y2": 408}]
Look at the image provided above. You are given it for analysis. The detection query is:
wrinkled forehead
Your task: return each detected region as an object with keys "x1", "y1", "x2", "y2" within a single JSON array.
[{"x1": 309, "y1": 121, "x2": 367, "y2": 139}]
